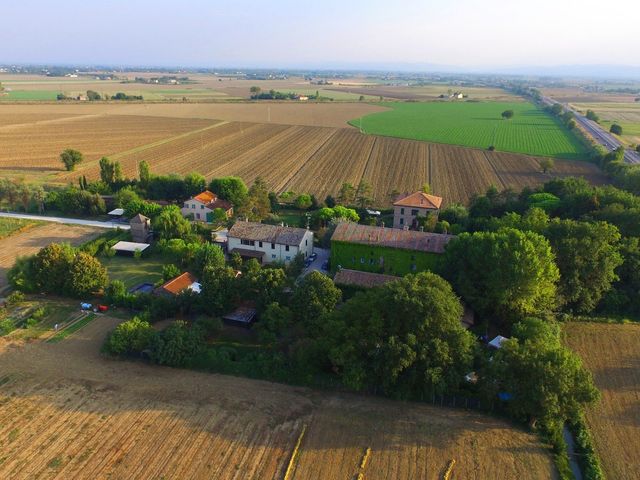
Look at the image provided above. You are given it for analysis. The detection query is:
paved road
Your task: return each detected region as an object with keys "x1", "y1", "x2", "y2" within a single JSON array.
[
  {"x1": 0, "y1": 211, "x2": 130, "y2": 230},
  {"x1": 542, "y1": 96, "x2": 640, "y2": 164},
  {"x1": 301, "y1": 247, "x2": 330, "y2": 277}
]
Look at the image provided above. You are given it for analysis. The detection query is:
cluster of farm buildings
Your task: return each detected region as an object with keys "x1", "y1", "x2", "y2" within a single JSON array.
[{"x1": 115, "y1": 188, "x2": 453, "y2": 306}]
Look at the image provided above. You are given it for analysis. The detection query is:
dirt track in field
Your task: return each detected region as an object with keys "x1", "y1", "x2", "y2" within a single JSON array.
[{"x1": 0, "y1": 313, "x2": 557, "y2": 479}]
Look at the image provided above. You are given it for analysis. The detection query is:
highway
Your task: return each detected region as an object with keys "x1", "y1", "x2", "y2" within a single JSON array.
[{"x1": 542, "y1": 96, "x2": 640, "y2": 165}]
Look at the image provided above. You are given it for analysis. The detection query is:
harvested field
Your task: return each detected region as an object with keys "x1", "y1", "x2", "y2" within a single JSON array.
[
  {"x1": 0, "y1": 102, "x2": 386, "y2": 128},
  {"x1": 0, "y1": 112, "x2": 82, "y2": 128},
  {"x1": 430, "y1": 143, "x2": 504, "y2": 204},
  {"x1": 0, "y1": 115, "x2": 217, "y2": 179},
  {"x1": 361, "y1": 136, "x2": 430, "y2": 204},
  {"x1": 564, "y1": 322, "x2": 640, "y2": 480},
  {"x1": 1, "y1": 109, "x2": 608, "y2": 206},
  {"x1": 486, "y1": 151, "x2": 606, "y2": 190},
  {"x1": 282, "y1": 129, "x2": 376, "y2": 200},
  {"x1": 0, "y1": 223, "x2": 100, "y2": 291},
  {"x1": 0, "y1": 314, "x2": 557, "y2": 479}
]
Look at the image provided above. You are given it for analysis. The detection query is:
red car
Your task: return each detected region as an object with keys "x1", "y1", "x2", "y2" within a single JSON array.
[{"x1": 97, "y1": 305, "x2": 108, "y2": 312}]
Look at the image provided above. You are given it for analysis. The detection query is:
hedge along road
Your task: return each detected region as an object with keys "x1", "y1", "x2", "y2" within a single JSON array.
[{"x1": 0, "y1": 212, "x2": 130, "y2": 230}]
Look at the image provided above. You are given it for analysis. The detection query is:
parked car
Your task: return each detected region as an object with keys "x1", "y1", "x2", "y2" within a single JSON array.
[
  {"x1": 309, "y1": 252, "x2": 318, "y2": 261},
  {"x1": 304, "y1": 258, "x2": 313, "y2": 268},
  {"x1": 321, "y1": 260, "x2": 329, "y2": 270}
]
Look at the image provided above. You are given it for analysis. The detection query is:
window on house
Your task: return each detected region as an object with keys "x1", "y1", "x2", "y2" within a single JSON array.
[
  {"x1": 411, "y1": 209, "x2": 419, "y2": 215},
  {"x1": 360, "y1": 257, "x2": 365, "y2": 264},
  {"x1": 305, "y1": 239, "x2": 308, "y2": 246},
  {"x1": 191, "y1": 204, "x2": 195, "y2": 209},
  {"x1": 272, "y1": 254, "x2": 276, "y2": 259},
  {"x1": 400, "y1": 208, "x2": 405, "y2": 215},
  {"x1": 241, "y1": 239, "x2": 255, "y2": 246},
  {"x1": 351, "y1": 256, "x2": 356, "y2": 263},
  {"x1": 196, "y1": 213, "x2": 201, "y2": 219},
  {"x1": 400, "y1": 218, "x2": 404, "y2": 225},
  {"x1": 379, "y1": 256, "x2": 384, "y2": 265},
  {"x1": 184, "y1": 203, "x2": 188, "y2": 208},
  {"x1": 285, "y1": 245, "x2": 290, "y2": 251},
  {"x1": 411, "y1": 264, "x2": 417, "y2": 271},
  {"x1": 259, "y1": 241, "x2": 263, "y2": 248},
  {"x1": 201, "y1": 205, "x2": 204, "y2": 209},
  {"x1": 271, "y1": 243, "x2": 275, "y2": 249},
  {"x1": 286, "y1": 256, "x2": 291, "y2": 261},
  {"x1": 369, "y1": 258, "x2": 375, "y2": 265}
]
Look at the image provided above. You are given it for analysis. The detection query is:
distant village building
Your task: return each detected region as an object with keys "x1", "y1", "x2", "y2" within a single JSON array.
[
  {"x1": 155, "y1": 272, "x2": 201, "y2": 297},
  {"x1": 181, "y1": 190, "x2": 233, "y2": 223},
  {"x1": 393, "y1": 192, "x2": 443, "y2": 229},
  {"x1": 330, "y1": 222, "x2": 453, "y2": 276},
  {"x1": 227, "y1": 221, "x2": 313, "y2": 264},
  {"x1": 130, "y1": 214, "x2": 152, "y2": 243}
]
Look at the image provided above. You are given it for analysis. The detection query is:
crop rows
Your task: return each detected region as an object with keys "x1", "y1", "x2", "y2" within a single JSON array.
[
  {"x1": 0, "y1": 115, "x2": 216, "y2": 174},
  {"x1": 283, "y1": 129, "x2": 376, "y2": 199},
  {"x1": 361, "y1": 136, "x2": 430, "y2": 204}
]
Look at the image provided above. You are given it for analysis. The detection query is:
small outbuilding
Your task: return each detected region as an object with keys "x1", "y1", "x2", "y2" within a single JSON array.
[
  {"x1": 223, "y1": 304, "x2": 257, "y2": 327},
  {"x1": 111, "y1": 241, "x2": 151, "y2": 256},
  {"x1": 155, "y1": 272, "x2": 200, "y2": 297},
  {"x1": 130, "y1": 214, "x2": 152, "y2": 243},
  {"x1": 488, "y1": 335, "x2": 509, "y2": 349}
]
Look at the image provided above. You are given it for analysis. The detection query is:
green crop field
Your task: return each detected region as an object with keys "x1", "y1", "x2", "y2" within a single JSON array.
[
  {"x1": 0, "y1": 90, "x2": 60, "y2": 101},
  {"x1": 350, "y1": 101, "x2": 589, "y2": 159}
]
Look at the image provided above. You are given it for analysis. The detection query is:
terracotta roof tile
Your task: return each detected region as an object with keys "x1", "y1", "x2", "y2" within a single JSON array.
[
  {"x1": 393, "y1": 192, "x2": 443, "y2": 209},
  {"x1": 228, "y1": 221, "x2": 309, "y2": 246},
  {"x1": 331, "y1": 222, "x2": 454, "y2": 254},
  {"x1": 157, "y1": 272, "x2": 197, "y2": 296}
]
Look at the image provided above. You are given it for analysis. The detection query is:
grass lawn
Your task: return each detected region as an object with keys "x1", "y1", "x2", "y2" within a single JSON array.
[
  {"x1": 0, "y1": 218, "x2": 39, "y2": 240},
  {"x1": 275, "y1": 208, "x2": 307, "y2": 228},
  {"x1": 350, "y1": 101, "x2": 589, "y2": 159},
  {"x1": 101, "y1": 254, "x2": 165, "y2": 289}
]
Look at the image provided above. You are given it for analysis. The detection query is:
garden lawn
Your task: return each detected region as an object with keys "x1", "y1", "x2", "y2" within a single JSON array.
[
  {"x1": 101, "y1": 254, "x2": 165, "y2": 289},
  {"x1": 350, "y1": 101, "x2": 589, "y2": 159}
]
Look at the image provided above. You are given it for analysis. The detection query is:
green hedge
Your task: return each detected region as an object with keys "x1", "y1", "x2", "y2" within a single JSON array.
[{"x1": 569, "y1": 415, "x2": 605, "y2": 480}]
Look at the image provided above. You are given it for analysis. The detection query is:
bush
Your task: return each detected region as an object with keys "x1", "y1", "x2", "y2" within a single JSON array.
[
  {"x1": 103, "y1": 316, "x2": 155, "y2": 356},
  {"x1": 0, "y1": 319, "x2": 15, "y2": 336},
  {"x1": 610, "y1": 123, "x2": 623, "y2": 135},
  {"x1": 6, "y1": 291, "x2": 25, "y2": 305},
  {"x1": 150, "y1": 320, "x2": 205, "y2": 367}
]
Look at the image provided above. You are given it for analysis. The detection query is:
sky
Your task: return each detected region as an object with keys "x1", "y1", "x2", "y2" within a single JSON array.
[{"x1": 1, "y1": 0, "x2": 639, "y2": 71}]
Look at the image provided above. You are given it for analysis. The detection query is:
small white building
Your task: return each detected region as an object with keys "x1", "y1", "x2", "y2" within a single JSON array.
[
  {"x1": 393, "y1": 191, "x2": 443, "y2": 229},
  {"x1": 227, "y1": 221, "x2": 313, "y2": 264},
  {"x1": 181, "y1": 190, "x2": 233, "y2": 223}
]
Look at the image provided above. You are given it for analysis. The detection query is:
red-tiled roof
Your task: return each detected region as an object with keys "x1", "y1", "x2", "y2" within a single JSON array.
[
  {"x1": 393, "y1": 192, "x2": 443, "y2": 209},
  {"x1": 333, "y1": 269, "x2": 399, "y2": 288},
  {"x1": 331, "y1": 222, "x2": 454, "y2": 254},
  {"x1": 194, "y1": 190, "x2": 217, "y2": 204},
  {"x1": 157, "y1": 272, "x2": 197, "y2": 296}
]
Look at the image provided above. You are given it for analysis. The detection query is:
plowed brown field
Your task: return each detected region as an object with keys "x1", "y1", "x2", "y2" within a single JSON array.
[
  {"x1": 2, "y1": 111, "x2": 607, "y2": 206},
  {"x1": 564, "y1": 322, "x2": 640, "y2": 480},
  {"x1": 0, "y1": 313, "x2": 557, "y2": 479}
]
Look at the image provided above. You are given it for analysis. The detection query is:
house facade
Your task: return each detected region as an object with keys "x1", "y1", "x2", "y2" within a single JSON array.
[
  {"x1": 392, "y1": 192, "x2": 443, "y2": 229},
  {"x1": 181, "y1": 190, "x2": 233, "y2": 223},
  {"x1": 330, "y1": 222, "x2": 453, "y2": 276},
  {"x1": 130, "y1": 213, "x2": 152, "y2": 243},
  {"x1": 227, "y1": 221, "x2": 313, "y2": 264}
]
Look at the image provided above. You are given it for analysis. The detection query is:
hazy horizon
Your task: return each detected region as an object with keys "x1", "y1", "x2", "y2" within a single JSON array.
[{"x1": 2, "y1": 0, "x2": 639, "y2": 74}]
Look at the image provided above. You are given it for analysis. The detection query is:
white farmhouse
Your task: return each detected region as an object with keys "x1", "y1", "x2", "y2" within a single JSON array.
[
  {"x1": 227, "y1": 221, "x2": 313, "y2": 264},
  {"x1": 181, "y1": 190, "x2": 233, "y2": 223}
]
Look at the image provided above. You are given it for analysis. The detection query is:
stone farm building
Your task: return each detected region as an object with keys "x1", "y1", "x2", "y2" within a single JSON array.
[
  {"x1": 330, "y1": 222, "x2": 454, "y2": 276},
  {"x1": 393, "y1": 192, "x2": 443, "y2": 229},
  {"x1": 227, "y1": 221, "x2": 314, "y2": 264},
  {"x1": 181, "y1": 190, "x2": 233, "y2": 223}
]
